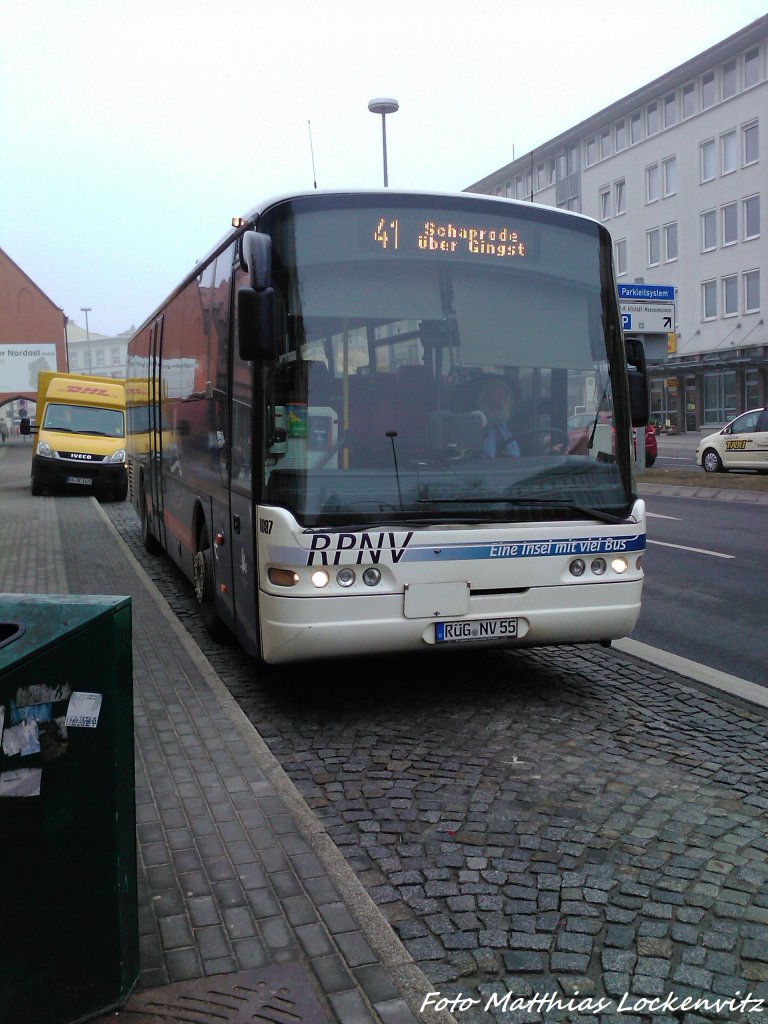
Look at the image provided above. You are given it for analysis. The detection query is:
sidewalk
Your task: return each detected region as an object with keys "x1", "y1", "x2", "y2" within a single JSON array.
[{"x1": 0, "y1": 441, "x2": 447, "y2": 1024}]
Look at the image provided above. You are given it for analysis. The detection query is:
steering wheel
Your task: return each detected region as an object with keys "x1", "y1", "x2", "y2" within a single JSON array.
[{"x1": 522, "y1": 428, "x2": 570, "y2": 456}]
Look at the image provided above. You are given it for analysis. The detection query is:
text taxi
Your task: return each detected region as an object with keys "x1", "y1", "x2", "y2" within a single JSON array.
[{"x1": 697, "y1": 407, "x2": 768, "y2": 474}]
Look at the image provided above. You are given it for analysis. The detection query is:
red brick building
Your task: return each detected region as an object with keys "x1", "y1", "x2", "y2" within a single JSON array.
[{"x1": 0, "y1": 247, "x2": 68, "y2": 410}]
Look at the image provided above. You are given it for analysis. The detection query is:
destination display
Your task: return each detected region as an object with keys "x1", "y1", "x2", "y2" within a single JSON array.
[{"x1": 372, "y1": 216, "x2": 529, "y2": 259}]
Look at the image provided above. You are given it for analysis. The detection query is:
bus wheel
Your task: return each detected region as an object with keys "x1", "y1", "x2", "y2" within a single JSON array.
[
  {"x1": 140, "y1": 482, "x2": 161, "y2": 553},
  {"x1": 193, "y1": 526, "x2": 229, "y2": 642}
]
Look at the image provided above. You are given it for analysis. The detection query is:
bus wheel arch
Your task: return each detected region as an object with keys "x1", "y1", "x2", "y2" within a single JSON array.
[{"x1": 193, "y1": 513, "x2": 230, "y2": 642}]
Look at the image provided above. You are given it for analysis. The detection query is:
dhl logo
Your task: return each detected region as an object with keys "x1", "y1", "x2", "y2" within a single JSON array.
[{"x1": 64, "y1": 385, "x2": 111, "y2": 395}]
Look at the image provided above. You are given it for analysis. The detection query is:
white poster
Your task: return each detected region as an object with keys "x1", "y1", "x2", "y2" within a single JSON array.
[{"x1": 0, "y1": 344, "x2": 57, "y2": 391}]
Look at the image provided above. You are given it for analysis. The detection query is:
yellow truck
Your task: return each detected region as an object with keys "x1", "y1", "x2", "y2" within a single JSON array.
[{"x1": 23, "y1": 372, "x2": 128, "y2": 501}]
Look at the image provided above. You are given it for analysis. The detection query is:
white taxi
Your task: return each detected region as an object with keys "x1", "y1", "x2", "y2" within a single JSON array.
[{"x1": 697, "y1": 407, "x2": 768, "y2": 473}]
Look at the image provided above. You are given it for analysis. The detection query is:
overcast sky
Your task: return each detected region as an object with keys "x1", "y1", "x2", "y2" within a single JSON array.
[{"x1": 2, "y1": 0, "x2": 766, "y2": 337}]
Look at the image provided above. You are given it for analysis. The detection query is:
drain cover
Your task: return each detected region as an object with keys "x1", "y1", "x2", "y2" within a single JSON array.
[{"x1": 95, "y1": 964, "x2": 331, "y2": 1023}]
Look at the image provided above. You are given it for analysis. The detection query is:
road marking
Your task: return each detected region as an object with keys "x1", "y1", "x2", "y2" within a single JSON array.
[
  {"x1": 647, "y1": 511, "x2": 681, "y2": 520},
  {"x1": 647, "y1": 539, "x2": 734, "y2": 559}
]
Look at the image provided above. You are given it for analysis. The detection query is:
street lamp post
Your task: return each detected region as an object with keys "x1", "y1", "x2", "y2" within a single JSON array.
[
  {"x1": 80, "y1": 307, "x2": 92, "y2": 374},
  {"x1": 368, "y1": 98, "x2": 399, "y2": 187}
]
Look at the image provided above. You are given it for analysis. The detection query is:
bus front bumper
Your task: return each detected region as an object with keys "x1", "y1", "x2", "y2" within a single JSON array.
[{"x1": 257, "y1": 580, "x2": 643, "y2": 664}]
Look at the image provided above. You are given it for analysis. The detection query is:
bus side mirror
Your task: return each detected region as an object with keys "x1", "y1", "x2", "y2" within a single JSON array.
[
  {"x1": 628, "y1": 369, "x2": 649, "y2": 427},
  {"x1": 625, "y1": 336, "x2": 649, "y2": 427},
  {"x1": 238, "y1": 286, "x2": 277, "y2": 361}
]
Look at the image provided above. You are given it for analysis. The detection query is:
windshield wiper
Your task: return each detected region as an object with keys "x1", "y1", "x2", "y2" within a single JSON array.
[
  {"x1": 510, "y1": 499, "x2": 623, "y2": 524},
  {"x1": 419, "y1": 496, "x2": 623, "y2": 524}
]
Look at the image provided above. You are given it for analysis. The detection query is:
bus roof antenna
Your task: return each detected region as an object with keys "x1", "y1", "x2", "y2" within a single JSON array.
[{"x1": 307, "y1": 120, "x2": 318, "y2": 189}]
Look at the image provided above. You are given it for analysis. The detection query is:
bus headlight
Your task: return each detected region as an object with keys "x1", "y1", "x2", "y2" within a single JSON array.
[
  {"x1": 591, "y1": 558, "x2": 607, "y2": 575},
  {"x1": 336, "y1": 568, "x2": 355, "y2": 587},
  {"x1": 569, "y1": 559, "x2": 586, "y2": 577},
  {"x1": 36, "y1": 440, "x2": 54, "y2": 458},
  {"x1": 362, "y1": 567, "x2": 382, "y2": 587},
  {"x1": 310, "y1": 569, "x2": 330, "y2": 588},
  {"x1": 611, "y1": 557, "x2": 629, "y2": 574},
  {"x1": 109, "y1": 448, "x2": 127, "y2": 464}
]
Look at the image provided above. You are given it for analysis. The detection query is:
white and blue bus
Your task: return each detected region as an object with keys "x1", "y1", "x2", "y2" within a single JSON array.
[{"x1": 127, "y1": 190, "x2": 648, "y2": 664}]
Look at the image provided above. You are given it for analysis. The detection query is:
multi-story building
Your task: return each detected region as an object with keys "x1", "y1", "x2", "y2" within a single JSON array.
[
  {"x1": 65, "y1": 319, "x2": 131, "y2": 379},
  {"x1": 467, "y1": 15, "x2": 767, "y2": 432}
]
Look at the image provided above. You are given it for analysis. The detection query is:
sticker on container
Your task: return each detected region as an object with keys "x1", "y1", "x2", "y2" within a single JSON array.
[
  {"x1": 0, "y1": 768, "x2": 42, "y2": 797},
  {"x1": 2, "y1": 720, "x2": 40, "y2": 757},
  {"x1": 10, "y1": 700, "x2": 51, "y2": 726},
  {"x1": 65, "y1": 692, "x2": 103, "y2": 729},
  {"x1": 15, "y1": 682, "x2": 72, "y2": 707}
]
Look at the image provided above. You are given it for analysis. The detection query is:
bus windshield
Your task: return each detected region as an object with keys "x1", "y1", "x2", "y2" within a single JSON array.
[{"x1": 260, "y1": 195, "x2": 630, "y2": 529}]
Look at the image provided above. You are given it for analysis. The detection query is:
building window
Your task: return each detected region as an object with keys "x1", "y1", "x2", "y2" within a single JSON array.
[
  {"x1": 702, "y1": 280, "x2": 717, "y2": 320},
  {"x1": 664, "y1": 222, "x2": 678, "y2": 262},
  {"x1": 744, "y1": 269, "x2": 760, "y2": 312},
  {"x1": 743, "y1": 122, "x2": 759, "y2": 165},
  {"x1": 723, "y1": 275, "x2": 739, "y2": 317},
  {"x1": 702, "y1": 209, "x2": 717, "y2": 251},
  {"x1": 614, "y1": 239, "x2": 627, "y2": 276},
  {"x1": 722, "y1": 59, "x2": 737, "y2": 98},
  {"x1": 744, "y1": 47, "x2": 760, "y2": 89},
  {"x1": 721, "y1": 130, "x2": 737, "y2": 174},
  {"x1": 615, "y1": 119, "x2": 626, "y2": 151},
  {"x1": 600, "y1": 187, "x2": 611, "y2": 220},
  {"x1": 111, "y1": 348, "x2": 120, "y2": 365},
  {"x1": 646, "y1": 102, "x2": 659, "y2": 135},
  {"x1": 630, "y1": 111, "x2": 644, "y2": 145},
  {"x1": 700, "y1": 139, "x2": 716, "y2": 182},
  {"x1": 722, "y1": 202, "x2": 738, "y2": 245},
  {"x1": 663, "y1": 92, "x2": 677, "y2": 127},
  {"x1": 662, "y1": 156, "x2": 677, "y2": 196},
  {"x1": 701, "y1": 71, "x2": 717, "y2": 109},
  {"x1": 96, "y1": 351, "x2": 105, "y2": 368},
  {"x1": 614, "y1": 179, "x2": 626, "y2": 215},
  {"x1": 70, "y1": 353, "x2": 78, "y2": 370},
  {"x1": 585, "y1": 136, "x2": 597, "y2": 166},
  {"x1": 647, "y1": 228, "x2": 660, "y2": 267},
  {"x1": 600, "y1": 129, "x2": 612, "y2": 160},
  {"x1": 535, "y1": 164, "x2": 547, "y2": 191},
  {"x1": 682, "y1": 81, "x2": 697, "y2": 118},
  {"x1": 744, "y1": 194, "x2": 760, "y2": 239},
  {"x1": 645, "y1": 164, "x2": 660, "y2": 203}
]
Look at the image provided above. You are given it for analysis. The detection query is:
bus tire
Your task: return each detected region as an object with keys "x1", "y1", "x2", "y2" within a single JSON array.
[
  {"x1": 193, "y1": 525, "x2": 229, "y2": 642},
  {"x1": 140, "y1": 481, "x2": 161, "y2": 553}
]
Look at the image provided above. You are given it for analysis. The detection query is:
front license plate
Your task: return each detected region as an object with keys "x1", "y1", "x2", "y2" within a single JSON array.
[
  {"x1": 435, "y1": 618, "x2": 518, "y2": 643},
  {"x1": 66, "y1": 477, "x2": 93, "y2": 486}
]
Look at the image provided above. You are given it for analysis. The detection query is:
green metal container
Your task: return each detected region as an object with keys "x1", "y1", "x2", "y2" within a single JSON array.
[{"x1": 0, "y1": 595, "x2": 137, "y2": 1024}]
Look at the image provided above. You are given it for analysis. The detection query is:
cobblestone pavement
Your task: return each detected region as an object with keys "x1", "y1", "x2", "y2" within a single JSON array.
[{"x1": 102, "y1": 499, "x2": 768, "y2": 1024}]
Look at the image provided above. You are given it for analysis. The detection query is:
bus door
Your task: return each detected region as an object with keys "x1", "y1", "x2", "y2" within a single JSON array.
[
  {"x1": 149, "y1": 316, "x2": 167, "y2": 549},
  {"x1": 228, "y1": 345, "x2": 260, "y2": 654}
]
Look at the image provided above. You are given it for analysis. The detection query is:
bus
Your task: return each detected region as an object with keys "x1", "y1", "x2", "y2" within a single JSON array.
[{"x1": 127, "y1": 190, "x2": 649, "y2": 664}]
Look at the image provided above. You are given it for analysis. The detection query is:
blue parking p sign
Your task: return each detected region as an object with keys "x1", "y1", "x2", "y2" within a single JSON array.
[{"x1": 622, "y1": 313, "x2": 632, "y2": 330}]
